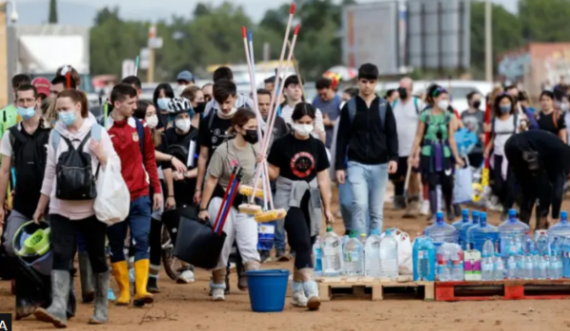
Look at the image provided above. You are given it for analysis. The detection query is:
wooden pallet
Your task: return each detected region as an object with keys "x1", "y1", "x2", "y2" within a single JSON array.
[
  {"x1": 316, "y1": 276, "x2": 434, "y2": 301},
  {"x1": 436, "y1": 280, "x2": 570, "y2": 301}
]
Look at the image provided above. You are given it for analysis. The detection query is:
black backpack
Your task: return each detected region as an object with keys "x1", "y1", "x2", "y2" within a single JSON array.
[
  {"x1": 9, "y1": 125, "x2": 50, "y2": 190},
  {"x1": 168, "y1": 129, "x2": 199, "y2": 167},
  {"x1": 53, "y1": 125, "x2": 102, "y2": 201}
]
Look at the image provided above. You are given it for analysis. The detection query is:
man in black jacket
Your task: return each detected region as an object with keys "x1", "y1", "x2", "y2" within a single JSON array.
[
  {"x1": 505, "y1": 130, "x2": 570, "y2": 229},
  {"x1": 335, "y1": 63, "x2": 398, "y2": 235}
]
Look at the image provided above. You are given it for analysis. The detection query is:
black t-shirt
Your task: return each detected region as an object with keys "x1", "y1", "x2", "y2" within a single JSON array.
[
  {"x1": 155, "y1": 132, "x2": 171, "y2": 169},
  {"x1": 198, "y1": 112, "x2": 235, "y2": 162},
  {"x1": 536, "y1": 111, "x2": 566, "y2": 136},
  {"x1": 268, "y1": 134, "x2": 330, "y2": 182},
  {"x1": 165, "y1": 126, "x2": 200, "y2": 206}
]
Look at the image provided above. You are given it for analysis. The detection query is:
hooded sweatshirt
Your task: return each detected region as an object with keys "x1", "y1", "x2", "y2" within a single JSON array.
[{"x1": 41, "y1": 115, "x2": 120, "y2": 220}]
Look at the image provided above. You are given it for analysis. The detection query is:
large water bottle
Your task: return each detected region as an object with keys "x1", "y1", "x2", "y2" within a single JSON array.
[
  {"x1": 453, "y1": 209, "x2": 470, "y2": 230},
  {"x1": 364, "y1": 230, "x2": 382, "y2": 277},
  {"x1": 481, "y1": 240, "x2": 495, "y2": 281},
  {"x1": 436, "y1": 244, "x2": 452, "y2": 281},
  {"x1": 424, "y1": 211, "x2": 458, "y2": 249},
  {"x1": 493, "y1": 253, "x2": 504, "y2": 280},
  {"x1": 313, "y1": 236, "x2": 323, "y2": 277},
  {"x1": 498, "y1": 209, "x2": 530, "y2": 259},
  {"x1": 321, "y1": 226, "x2": 343, "y2": 276},
  {"x1": 413, "y1": 237, "x2": 436, "y2": 281},
  {"x1": 379, "y1": 233, "x2": 399, "y2": 279},
  {"x1": 460, "y1": 210, "x2": 480, "y2": 250},
  {"x1": 467, "y1": 212, "x2": 499, "y2": 252},
  {"x1": 548, "y1": 211, "x2": 570, "y2": 242},
  {"x1": 535, "y1": 230, "x2": 550, "y2": 256},
  {"x1": 343, "y1": 232, "x2": 364, "y2": 276}
]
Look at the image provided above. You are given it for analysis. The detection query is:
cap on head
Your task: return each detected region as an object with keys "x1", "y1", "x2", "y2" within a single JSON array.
[
  {"x1": 177, "y1": 70, "x2": 194, "y2": 83},
  {"x1": 32, "y1": 77, "x2": 51, "y2": 96}
]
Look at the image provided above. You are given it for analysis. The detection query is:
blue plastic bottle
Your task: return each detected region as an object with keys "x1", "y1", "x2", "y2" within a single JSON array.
[
  {"x1": 413, "y1": 236, "x2": 436, "y2": 281},
  {"x1": 424, "y1": 211, "x2": 458, "y2": 249},
  {"x1": 460, "y1": 210, "x2": 480, "y2": 250},
  {"x1": 453, "y1": 209, "x2": 470, "y2": 230},
  {"x1": 498, "y1": 209, "x2": 529, "y2": 259},
  {"x1": 549, "y1": 211, "x2": 570, "y2": 242},
  {"x1": 467, "y1": 212, "x2": 499, "y2": 252}
]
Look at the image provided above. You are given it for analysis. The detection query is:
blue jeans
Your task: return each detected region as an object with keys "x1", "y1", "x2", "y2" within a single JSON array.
[
  {"x1": 347, "y1": 161, "x2": 389, "y2": 235},
  {"x1": 338, "y1": 181, "x2": 354, "y2": 233},
  {"x1": 107, "y1": 196, "x2": 152, "y2": 263}
]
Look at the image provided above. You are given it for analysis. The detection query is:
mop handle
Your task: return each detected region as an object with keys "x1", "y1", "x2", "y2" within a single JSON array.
[
  {"x1": 213, "y1": 167, "x2": 237, "y2": 229},
  {"x1": 215, "y1": 177, "x2": 238, "y2": 234},
  {"x1": 216, "y1": 168, "x2": 243, "y2": 234},
  {"x1": 403, "y1": 164, "x2": 412, "y2": 198}
]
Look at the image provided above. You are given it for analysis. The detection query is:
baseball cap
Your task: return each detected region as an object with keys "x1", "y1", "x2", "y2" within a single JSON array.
[
  {"x1": 32, "y1": 77, "x2": 50, "y2": 96},
  {"x1": 176, "y1": 70, "x2": 194, "y2": 83}
]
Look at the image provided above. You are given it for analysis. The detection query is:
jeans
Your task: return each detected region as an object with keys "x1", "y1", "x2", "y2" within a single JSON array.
[
  {"x1": 347, "y1": 161, "x2": 389, "y2": 235},
  {"x1": 338, "y1": 181, "x2": 354, "y2": 233},
  {"x1": 107, "y1": 196, "x2": 152, "y2": 263}
]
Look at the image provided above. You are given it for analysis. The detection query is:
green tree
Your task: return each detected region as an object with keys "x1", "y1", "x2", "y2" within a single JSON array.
[
  {"x1": 519, "y1": 0, "x2": 570, "y2": 42},
  {"x1": 48, "y1": 0, "x2": 58, "y2": 24}
]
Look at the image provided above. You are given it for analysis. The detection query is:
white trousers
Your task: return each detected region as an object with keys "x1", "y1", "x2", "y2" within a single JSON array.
[{"x1": 208, "y1": 197, "x2": 260, "y2": 270}]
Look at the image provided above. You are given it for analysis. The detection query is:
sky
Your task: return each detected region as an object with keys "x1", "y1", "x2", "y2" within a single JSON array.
[{"x1": 14, "y1": 0, "x2": 519, "y2": 25}]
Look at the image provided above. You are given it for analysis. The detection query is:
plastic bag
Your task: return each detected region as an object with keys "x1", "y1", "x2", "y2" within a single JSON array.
[
  {"x1": 453, "y1": 166, "x2": 473, "y2": 204},
  {"x1": 382, "y1": 228, "x2": 413, "y2": 275},
  {"x1": 94, "y1": 161, "x2": 130, "y2": 225}
]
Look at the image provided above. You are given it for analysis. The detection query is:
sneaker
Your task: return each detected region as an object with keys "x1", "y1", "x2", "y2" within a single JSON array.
[
  {"x1": 392, "y1": 196, "x2": 406, "y2": 210},
  {"x1": 420, "y1": 200, "x2": 430, "y2": 216},
  {"x1": 291, "y1": 282, "x2": 308, "y2": 307},
  {"x1": 177, "y1": 270, "x2": 195, "y2": 284},
  {"x1": 211, "y1": 288, "x2": 225, "y2": 301},
  {"x1": 259, "y1": 250, "x2": 271, "y2": 263}
]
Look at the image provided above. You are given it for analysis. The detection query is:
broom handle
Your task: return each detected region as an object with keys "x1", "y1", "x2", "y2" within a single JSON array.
[
  {"x1": 287, "y1": 40, "x2": 307, "y2": 99},
  {"x1": 216, "y1": 173, "x2": 238, "y2": 234},
  {"x1": 217, "y1": 170, "x2": 243, "y2": 234},
  {"x1": 213, "y1": 168, "x2": 236, "y2": 229}
]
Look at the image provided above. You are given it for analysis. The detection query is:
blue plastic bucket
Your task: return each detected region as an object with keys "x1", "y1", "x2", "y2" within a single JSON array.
[{"x1": 245, "y1": 269, "x2": 289, "y2": 313}]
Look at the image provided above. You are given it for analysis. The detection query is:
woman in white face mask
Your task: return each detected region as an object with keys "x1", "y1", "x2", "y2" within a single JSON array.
[
  {"x1": 153, "y1": 83, "x2": 175, "y2": 130},
  {"x1": 132, "y1": 100, "x2": 176, "y2": 291},
  {"x1": 267, "y1": 103, "x2": 333, "y2": 311}
]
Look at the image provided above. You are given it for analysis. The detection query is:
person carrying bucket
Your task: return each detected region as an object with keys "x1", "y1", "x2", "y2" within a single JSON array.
[
  {"x1": 33, "y1": 89, "x2": 119, "y2": 327},
  {"x1": 198, "y1": 108, "x2": 262, "y2": 301},
  {"x1": 0, "y1": 84, "x2": 53, "y2": 319},
  {"x1": 267, "y1": 103, "x2": 334, "y2": 311}
]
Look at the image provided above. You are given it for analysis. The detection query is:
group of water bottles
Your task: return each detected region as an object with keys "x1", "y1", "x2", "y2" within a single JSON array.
[
  {"x1": 314, "y1": 226, "x2": 399, "y2": 278},
  {"x1": 414, "y1": 208, "x2": 570, "y2": 282}
]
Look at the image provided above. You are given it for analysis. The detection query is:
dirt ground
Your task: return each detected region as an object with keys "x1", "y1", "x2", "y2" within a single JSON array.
[{"x1": 3, "y1": 189, "x2": 570, "y2": 331}]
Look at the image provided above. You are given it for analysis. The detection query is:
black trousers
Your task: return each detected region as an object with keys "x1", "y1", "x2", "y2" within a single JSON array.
[
  {"x1": 492, "y1": 155, "x2": 516, "y2": 210},
  {"x1": 424, "y1": 171, "x2": 453, "y2": 214},
  {"x1": 149, "y1": 218, "x2": 162, "y2": 268},
  {"x1": 284, "y1": 192, "x2": 315, "y2": 270},
  {"x1": 50, "y1": 214, "x2": 108, "y2": 273}
]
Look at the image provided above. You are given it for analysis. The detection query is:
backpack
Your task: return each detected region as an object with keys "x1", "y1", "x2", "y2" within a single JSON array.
[
  {"x1": 392, "y1": 97, "x2": 420, "y2": 114},
  {"x1": 421, "y1": 108, "x2": 452, "y2": 145},
  {"x1": 167, "y1": 129, "x2": 199, "y2": 168},
  {"x1": 347, "y1": 97, "x2": 388, "y2": 128},
  {"x1": 9, "y1": 125, "x2": 50, "y2": 192},
  {"x1": 51, "y1": 124, "x2": 102, "y2": 201},
  {"x1": 492, "y1": 113, "x2": 519, "y2": 136}
]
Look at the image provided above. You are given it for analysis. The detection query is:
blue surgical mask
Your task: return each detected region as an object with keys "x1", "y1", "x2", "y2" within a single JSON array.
[
  {"x1": 17, "y1": 107, "x2": 36, "y2": 120},
  {"x1": 157, "y1": 98, "x2": 170, "y2": 110},
  {"x1": 499, "y1": 105, "x2": 511, "y2": 114},
  {"x1": 58, "y1": 111, "x2": 76, "y2": 126}
]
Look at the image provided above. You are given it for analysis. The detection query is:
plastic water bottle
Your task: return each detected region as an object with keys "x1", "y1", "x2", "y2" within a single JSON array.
[
  {"x1": 360, "y1": 233, "x2": 367, "y2": 244},
  {"x1": 516, "y1": 254, "x2": 526, "y2": 279},
  {"x1": 498, "y1": 209, "x2": 530, "y2": 259},
  {"x1": 548, "y1": 211, "x2": 570, "y2": 241},
  {"x1": 437, "y1": 244, "x2": 452, "y2": 281},
  {"x1": 549, "y1": 237, "x2": 563, "y2": 280},
  {"x1": 506, "y1": 254, "x2": 517, "y2": 280},
  {"x1": 364, "y1": 230, "x2": 382, "y2": 277},
  {"x1": 450, "y1": 250, "x2": 464, "y2": 281},
  {"x1": 467, "y1": 212, "x2": 499, "y2": 252},
  {"x1": 535, "y1": 230, "x2": 550, "y2": 256},
  {"x1": 460, "y1": 210, "x2": 479, "y2": 250},
  {"x1": 413, "y1": 237, "x2": 436, "y2": 281},
  {"x1": 257, "y1": 223, "x2": 275, "y2": 251},
  {"x1": 343, "y1": 232, "x2": 364, "y2": 276},
  {"x1": 493, "y1": 253, "x2": 504, "y2": 280},
  {"x1": 379, "y1": 232, "x2": 399, "y2": 278},
  {"x1": 481, "y1": 240, "x2": 495, "y2": 280},
  {"x1": 523, "y1": 254, "x2": 534, "y2": 280},
  {"x1": 313, "y1": 236, "x2": 323, "y2": 277},
  {"x1": 321, "y1": 226, "x2": 342, "y2": 276},
  {"x1": 424, "y1": 211, "x2": 458, "y2": 249},
  {"x1": 453, "y1": 209, "x2": 470, "y2": 230},
  {"x1": 456, "y1": 210, "x2": 472, "y2": 249},
  {"x1": 537, "y1": 255, "x2": 548, "y2": 280}
]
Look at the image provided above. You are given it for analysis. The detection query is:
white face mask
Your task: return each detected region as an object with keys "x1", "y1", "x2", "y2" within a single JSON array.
[
  {"x1": 175, "y1": 118, "x2": 191, "y2": 132},
  {"x1": 146, "y1": 115, "x2": 159, "y2": 129},
  {"x1": 293, "y1": 123, "x2": 314, "y2": 137},
  {"x1": 177, "y1": 85, "x2": 186, "y2": 96},
  {"x1": 437, "y1": 100, "x2": 450, "y2": 110},
  {"x1": 217, "y1": 107, "x2": 237, "y2": 119}
]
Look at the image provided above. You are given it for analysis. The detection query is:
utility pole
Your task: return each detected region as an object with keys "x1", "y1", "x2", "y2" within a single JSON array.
[
  {"x1": 147, "y1": 25, "x2": 156, "y2": 83},
  {"x1": 484, "y1": 0, "x2": 493, "y2": 82}
]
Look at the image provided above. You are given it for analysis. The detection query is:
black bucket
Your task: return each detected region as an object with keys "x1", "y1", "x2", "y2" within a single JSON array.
[{"x1": 173, "y1": 216, "x2": 226, "y2": 270}]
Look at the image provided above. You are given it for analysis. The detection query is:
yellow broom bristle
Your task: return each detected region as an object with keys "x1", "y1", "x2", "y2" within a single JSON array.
[
  {"x1": 238, "y1": 204, "x2": 262, "y2": 215},
  {"x1": 255, "y1": 209, "x2": 287, "y2": 223},
  {"x1": 239, "y1": 185, "x2": 264, "y2": 198}
]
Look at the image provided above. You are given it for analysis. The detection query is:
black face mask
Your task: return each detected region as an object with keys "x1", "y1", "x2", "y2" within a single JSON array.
[
  {"x1": 194, "y1": 102, "x2": 206, "y2": 114},
  {"x1": 472, "y1": 100, "x2": 481, "y2": 109},
  {"x1": 243, "y1": 129, "x2": 259, "y2": 144},
  {"x1": 398, "y1": 87, "x2": 408, "y2": 100}
]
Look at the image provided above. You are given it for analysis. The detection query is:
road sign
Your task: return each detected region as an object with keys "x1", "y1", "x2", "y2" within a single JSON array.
[
  {"x1": 148, "y1": 37, "x2": 163, "y2": 49},
  {"x1": 122, "y1": 59, "x2": 135, "y2": 78}
]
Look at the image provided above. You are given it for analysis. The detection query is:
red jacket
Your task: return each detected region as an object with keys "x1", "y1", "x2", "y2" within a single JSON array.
[{"x1": 108, "y1": 116, "x2": 161, "y2": 201}]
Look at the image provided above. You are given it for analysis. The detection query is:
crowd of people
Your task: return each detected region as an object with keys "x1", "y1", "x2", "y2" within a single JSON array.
[{"x1": 1, "y1": 61, "x2": 570, "y2": 327}]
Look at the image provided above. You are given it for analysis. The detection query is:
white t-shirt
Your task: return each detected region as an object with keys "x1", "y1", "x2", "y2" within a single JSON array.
[
  {"x1": 393, "y1": 97, "x2": 424, "y2": 157},
  {"x1": 280, "y1": 103, "x2": 325, "y2": 139},
  {"x1": 493, "y1": 114, "x2": 523, "y2": 156},
  {"x1": 0, "y1": 125, "x2": 16, "y2": 157}
]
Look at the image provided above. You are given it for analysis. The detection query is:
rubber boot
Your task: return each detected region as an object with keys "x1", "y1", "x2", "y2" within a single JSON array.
[
  {"x1": 236, "y1": 261, "x2": 247, "y2": 291},
  {"x1": 300, "y1": 268, "x2": 320, "y2": 311},
  {"x1": 111, "y1": 261, "x2": 130, "y2": 306},
  {"x1": 34, "y1": 270, "x2": 70, "y2": 328},
  {"x1": 78, "y1": 252, "x2": 95, "y2": 304},
  {"x1": 210, "y1": 269, "x2": 227, "y2": 301},
  {"x1": 88, "y1": 272, "x2": 109, "y2": 325},
  {"x1": 291, "y1": 268, "x2": 308, "y2": 307},
  {"x1": 392, "y1": 196, "x2": 406, "y2": 210},
  {"x1": 133, "y1": 259, "x2": 153, "y2": 307}
]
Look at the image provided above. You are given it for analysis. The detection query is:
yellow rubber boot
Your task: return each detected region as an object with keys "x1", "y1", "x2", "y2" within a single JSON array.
[
  {"x1": 133, "y1": 259, "x2": 154, "y2": 307},
  {"x1": 111, "y1": 261, "x2": 130, "y2": 306}
]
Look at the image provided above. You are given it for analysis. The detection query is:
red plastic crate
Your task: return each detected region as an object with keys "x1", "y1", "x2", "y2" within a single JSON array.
[{"x1": 435, "y1": 280, "x2": 570, "y2": 301}]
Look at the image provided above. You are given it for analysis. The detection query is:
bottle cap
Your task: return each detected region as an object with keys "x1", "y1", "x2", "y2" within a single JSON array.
[
  {"x1": 561, "y1": 211, "x2": 568, "y2": 221},
  {"x1": 508, "y1": 209, "x2": 517, "y2": 218},
  {"x1": 326, "y1": 226, "x2": 333, "y2": 232},
  {"x1": 436, "y1": 211, "x2": 444, "y2": 222},
  {"x1": 349, "y1": 231, "x2": 358, "y2": 238},
  {"x1": 462, "y1": 209, "x2": 469, "y2": 216}
]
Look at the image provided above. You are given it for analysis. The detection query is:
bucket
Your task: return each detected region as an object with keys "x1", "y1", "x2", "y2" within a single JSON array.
[{"x1": 245, "y1": 269, "x2": 289, "y2": 313}]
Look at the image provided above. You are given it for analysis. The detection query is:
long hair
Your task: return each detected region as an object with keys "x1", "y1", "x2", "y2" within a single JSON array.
[{"x1": 133, "y1": 100, "x2": 162, "y2": 147}]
